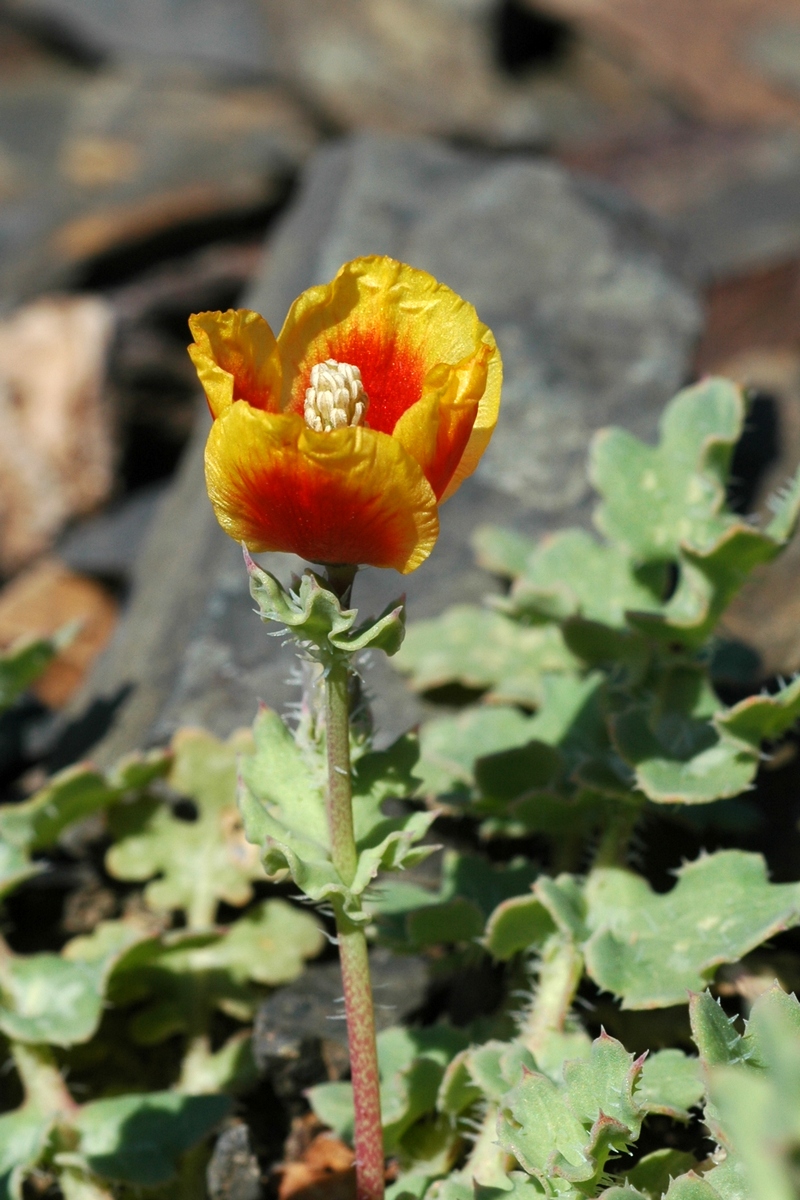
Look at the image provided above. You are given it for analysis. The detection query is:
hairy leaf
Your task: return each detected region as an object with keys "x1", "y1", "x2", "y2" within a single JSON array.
[
  {"x1": 107, "y1": 728, "x2": 263, "y2": 926},
  {"x1": 74, "y1": 1091, "x2": 230, "y2": 1184},
  {"x1": 584, "y1": 852, "x2": 800, "y2": 1008},
  {"x1": 394, "y1": 605, "x2": 577, "y2": 706},
  {"x1": 0, "y1": 1107, "x2": 53, "y2": 1200}
]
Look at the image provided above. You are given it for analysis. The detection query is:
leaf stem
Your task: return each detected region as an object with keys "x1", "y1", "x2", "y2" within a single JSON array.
[
  {"x1": 11, "y1": 1041, "x2": 78, "y2": 1117},
  {"x1": 323, "y1": 565, "x2": 384, "y2": 1200},
  {"x1": 518, "y1": 932, "x2": 583, "y2": 1057},
  {"x1": 592, "y1": 802, "x2": 641, "y2": 869}
]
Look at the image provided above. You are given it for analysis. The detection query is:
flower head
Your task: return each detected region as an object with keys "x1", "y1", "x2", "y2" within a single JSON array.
[{"x1": 188, "y1": 256, "x2": 501, "y2": 573}]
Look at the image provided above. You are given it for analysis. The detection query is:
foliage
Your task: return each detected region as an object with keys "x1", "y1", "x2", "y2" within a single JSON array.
[
  {"x1": 7, "y1": 376, "x2": 800, "y2": 1200},
  {"x1": 0, "y1": 728, "x2": 323, "y2": 1199}
]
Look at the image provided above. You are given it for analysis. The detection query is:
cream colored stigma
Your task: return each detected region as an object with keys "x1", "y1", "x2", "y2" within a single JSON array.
[{"x1": 304, "y1": 359, "x2": 369, "y2": 432}]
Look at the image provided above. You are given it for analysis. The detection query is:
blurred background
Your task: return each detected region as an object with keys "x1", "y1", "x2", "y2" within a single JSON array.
[{"x1": 3, "y1": 0, "x2": 800, "y2": 787}]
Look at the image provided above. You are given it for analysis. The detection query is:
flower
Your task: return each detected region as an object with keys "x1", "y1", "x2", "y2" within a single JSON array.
[{"x1": 188, "y1": 256, "x2": 501, "y2": 573}]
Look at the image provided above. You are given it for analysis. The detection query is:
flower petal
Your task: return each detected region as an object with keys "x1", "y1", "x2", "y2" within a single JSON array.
[
  {"x1": 204, "y1": 403, "x2": 440, "y2": 573},
  {"x1": 393, "y1": 344, "x2": 492, "y2": 500},
  {"x1": 439, "y1": 323, "x2": 502, "y2": 502},
  {"x1": 188, "y1": 309, "x2": 282, "y2": 418},
  {"x1": 277, "y1": 256, "x2": 494, "y2": 437}
]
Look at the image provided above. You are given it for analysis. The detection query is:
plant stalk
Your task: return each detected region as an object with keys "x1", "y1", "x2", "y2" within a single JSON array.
[
  {"x1": 323, "y1": 565, "x2": 384, "y2": 1200},
  {"x1": 11, "y1": 1041, "x2": 78, "y2": 1117},
  {"x1": 518, "y1": 932, "x2": 583, "y2": 1057}
]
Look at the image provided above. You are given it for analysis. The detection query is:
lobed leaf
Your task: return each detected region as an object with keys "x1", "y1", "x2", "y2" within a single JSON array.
[
  {"x1": 241, "y1": 708, "x2": 434, "y2": 923},
  {"x1": 394, "y1": 605, "x2": 577, "y2": 707},
  {"x1": 107, "y1": 727, "x2": 263, "y2": 926},
  {"x1": 584, "y1": 851, "x2": 800, "y2": 1008},
  {"x1": 73, "y1": 1091, "x2": 230, "y2": 1185}
]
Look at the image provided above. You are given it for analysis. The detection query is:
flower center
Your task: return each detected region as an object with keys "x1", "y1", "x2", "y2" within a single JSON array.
[{"x1": 304, "y1": 359, "x2": 369, "y2": 432}]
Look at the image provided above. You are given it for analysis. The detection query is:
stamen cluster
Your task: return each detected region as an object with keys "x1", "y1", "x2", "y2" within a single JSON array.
[{"x1": 304, "y1": 359, "x2": 369, "y2": 432}]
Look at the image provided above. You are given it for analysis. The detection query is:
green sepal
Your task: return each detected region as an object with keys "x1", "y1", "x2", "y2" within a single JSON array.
[
  {"x1": 240, "y1": 707, "x2": 435, "y2": 922},
  {"x1": 247, "y1": 557, "x2": 406, "y2": 658}
]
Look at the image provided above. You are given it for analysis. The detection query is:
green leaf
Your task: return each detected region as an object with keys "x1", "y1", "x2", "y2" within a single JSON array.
[
  {"x1": 370, "y1": 852, "x2": 539, "y2": 950},
  {"x1": 494, "y1": 529, "x2": 662, "y2": 628},
  {"x1": 107, "y1": 727, "x2": 264, "y2": 926},
  {"x1": 688, "y1": 992, "x2": 747, "y2": 1068},
  {"x1": 309, "y1": 1026, "x2": 468, "y2": 1151},
  {"x1": 0, "y1": 750, "x2": 169, "y2": 868},
  {"x1": 0, "y1": 952, "x2": 114, "y2": 1046},
  {"x1": 637, "y1": 1050, "x2": 703, "y2": 1118},
  {"x1": 0, "y1": 628, "x2": 73, "y2": 713},
  {"x1": 716, "y1": 676, "x2": 800, "y2": 749},
  {"x1": 416, "y1": 707, "x2": 540, "y2": 799},
  {"x1": 591, "y1": 378, "x2": 743, "y2": 562},
  {"x1": 663, "y1": 1176, "x2": 724, "y2": 1200},
  {"x1": 73, "y1": 1091, "x2": 230, "y2": 1185},
  {"x1": 0, "y1": 1107, "x2": 53, "y2": 1200},
  {"x1": 473, "y1": 526, "x2": 537, "y2": 579},
  {"x1": 623, "y1": 1149, "x2": 700, "y2": 1199},
  {"x1": 241, "y1": 708, "x2": 434, "y2": 923},
  {"x1": 394, "y1": 606, "x2": 577, "y2": 707},
  {"x1": 584, "y1": 851, "x2": 800, "y2": 1008},
  {"x1": 207, "y1": 898, "x2": 323, "y2": 986},
  {"x1": 483, "y1": 894, "x2": 556, "y2": 961},
  {"x1": 0, "y1": 840, "x2": 42, "y2": 901}
]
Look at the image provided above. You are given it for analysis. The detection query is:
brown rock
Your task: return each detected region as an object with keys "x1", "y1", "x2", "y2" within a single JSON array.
[
  {"x1": 277, "y1": 1133, "x2": 355, "y2": 1200},
  {"x1": 533, "y1": 0, "x2": 800, "y2": 125},
  {"x1": 0, "y1": 55, "x2": 317, "y2": 306},
  {"x1": 0, "y1": 295, "x2": 115, "y2": 571},
  {"x1": 0, "y1": 557, "x2": 118, "y2": 707},
  {"x1": 259, "y1": 0, "x2": 668, "y2": 147}
]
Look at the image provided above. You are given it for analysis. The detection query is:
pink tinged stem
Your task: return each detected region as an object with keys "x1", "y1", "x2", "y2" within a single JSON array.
[{"x1": 324, "y1": 636, "x2": 384, "y2": 1200}]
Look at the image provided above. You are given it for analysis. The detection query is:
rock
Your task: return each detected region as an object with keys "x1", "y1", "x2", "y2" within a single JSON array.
[
  {"x1": 561, "y1": 124, "x2": 800, "y2": 280},
  {"x1": 57, "y1": 484, "x2": 167, "y2": 584},
  {"x1": 0, "y1": 295, "x2": 115, "y2": 571},
  {"x1": 277, "y1": 1133, "x2": 354, "y2": 1200},
  {"x1": 208, "y1": 1123, "x2": 263, "y2": 1200},
  {"x1": 77, "y1": 132, "x2": 700, "y2": 762},
  {"x1": 0, "y1": 557, "x2": 118, "y2": 707},
  {"x1": 6, "y1": 0, "x2": 273, "y2": 77},
  {"x1": 253, "y1": 947, "x2": 429, "y2": 1064},
  {"x1": 0, "y1": 50, "x2": 317, "y2": 308},
  {"x1": 533, "y1": 0, "x2": 800, "y2": 126},
  {"x1": 258, "y1": 0, "x2": 669, "y2": 148}
]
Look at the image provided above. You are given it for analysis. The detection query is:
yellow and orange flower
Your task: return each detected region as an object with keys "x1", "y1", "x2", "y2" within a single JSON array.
[{"x1": 188, "y1": 256, "x2": 501, "y2": 573}]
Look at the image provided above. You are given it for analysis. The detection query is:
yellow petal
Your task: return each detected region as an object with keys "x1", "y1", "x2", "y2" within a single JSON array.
[
  {"x1": 188, "y1": 309, "x2": 282, "y2": 418},
  {"x1": 276, "y1": 256, "x2": 498, "y2": 444},
  {"x1": 204, "y1": 403, "x2": 439, "y2": 573},
  {"x1": 393, "y1": 344, "x2": 490, "y2": 499},
  {"x1": 439, "y1": 322, "x2": 502, "y2": 502}
]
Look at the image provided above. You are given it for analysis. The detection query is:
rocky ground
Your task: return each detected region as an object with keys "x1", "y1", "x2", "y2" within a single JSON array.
[{"x1": 4, "y1": 1, "x2": 800, "y2": 1194}]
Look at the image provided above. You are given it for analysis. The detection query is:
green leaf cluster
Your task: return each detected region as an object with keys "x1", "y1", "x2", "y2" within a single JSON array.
[
  {"x1": 397, "y1": 379, "x2": 800, "y2": 816},
  {"x1": 0, "y1": 726, "x2": 324, "y2": 1200}
]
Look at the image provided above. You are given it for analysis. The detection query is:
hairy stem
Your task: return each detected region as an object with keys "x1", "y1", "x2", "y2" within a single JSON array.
[
  {"x1": 518, "y1": 933, "x2": 583, "y2": 1057},
  {"x1": 323, "y1": 565, "x2": 384, "y2": 1200},
  {"x1": 11, "y1": 1041, "x2": 77, "y2": 1117},
  {"x1": 592, "y1": 802, "x2": 641, "y2": 869}
]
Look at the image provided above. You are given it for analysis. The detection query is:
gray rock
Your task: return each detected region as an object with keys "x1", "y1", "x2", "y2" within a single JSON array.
[
  {"x1": 0, "y1": 56, "x2": 316, "y2": 309},
  {"x1": 251, "y1": 948, "x2": 429, "y2": 1102},
  {"x1": 207, "y1": 1123, "x2": 263, "y2": 1200},
  {"x1": 57, "y1": 484, "x2": 167, "y2": 581},
  {"x1": 78, "y1": 132, "x2": 701, "y2": 763},
  {"x1": 6, "y1": 0, "x2": 273, "y2": 77}
]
